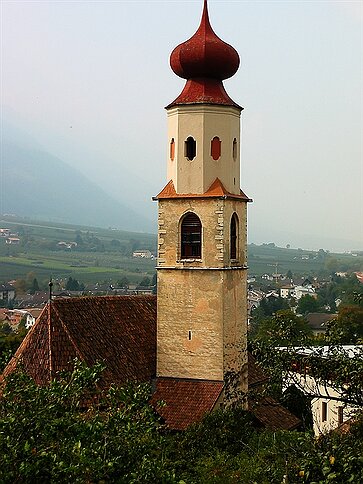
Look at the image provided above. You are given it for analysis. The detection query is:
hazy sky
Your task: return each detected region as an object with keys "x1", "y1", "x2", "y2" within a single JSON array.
[{"x1": 1, "y1": 0, "x2": 362, "y2": 251}]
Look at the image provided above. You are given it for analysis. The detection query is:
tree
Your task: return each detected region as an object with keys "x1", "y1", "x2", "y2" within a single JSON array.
[
  {"x1": 25, "y1": 271, "x2": 36, "y2": 290},
  {"x1": 1, "y1": 361, "x2": 363, "y2": 483},
  {"x1": 326, "y1": 305, "x2": 363, "y2": 344},
  {"x1": 253, "y1": 310, "x2": 312, "y2": 346},
  {"x1": 296, "y1": 294, "x2": 321, "y2": 315},
  {"x1": 117, "y1": 276, "x2": 129, "y2": 288},
  {"x1": 261, "y1": 297, "x2": 290, "y2": 316},
  {"x1": 14, "y1": 278, "x2": 26, "y2": 295},
  {"x1": 65, "y1": 277, "x2": 84, "y2": 291},
  {"x1": 110, "y1": 239, "x2": 121, "y2": 249},
  {"x1": 29, "y1": 278, "x2": 40, "y2": 294},
  {"x1": 281, "y1": 385, "x2": 313, "y2": 431},
  {"x1": 0, "y1": 361, "x2": 170, "y2": 483},
  {"x1": 0, "y1": 322, "x2": 12, "y2": 336},
  {"x1": 138, "y1": 276, "x2": 151, "y2": 287}
]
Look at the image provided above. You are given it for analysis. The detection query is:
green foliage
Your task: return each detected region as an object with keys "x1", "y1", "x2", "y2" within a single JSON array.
[
  {"x1": 0, "y1": 361, "x2": 174, "y2": 484},
  {"x1": 65, "y1": 277, "x2": 85, "y2": 291},
  {"x1": 1, "y1": 360, "x2": 363, "y2": 483},
  {"x1": 252, "y1": 342, "x2": 363, "y2": 407},
  {"x1": 325, "y1": 305, "x2": 363, "y2": 344},
  {"x1": 117, "y1": 276, "x2": 129, "y2": 288},
  {"x1": 252, "y1": 310, "x2": 312, "y2": 346},
  {"x1": 317, "y1": 274, "x2": 362, "y2": 311},
  {"x1": 281, "y1": 385, "x2": 313, "y2": 431},
  {"x1": 0, "y1": 323, "x2": 28, "y2": 371},
  {"x1": 29, "y1": 277, "x2": 40, "y2": 294},
  {"x1": 298, "y1": 414, "x2": 363, "y2": 483},
  {"x1": 297, "y1": 294, "x2": 322, "y2": 315},
  {"x1": 138, "y1": 276, "x2": 151, "y2": 287}
]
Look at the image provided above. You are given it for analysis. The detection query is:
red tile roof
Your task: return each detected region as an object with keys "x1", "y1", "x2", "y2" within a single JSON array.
[
  {"x1": 247, "y1": 353, "x2": 301, "y2": 431},
  {"x1": 2, "y1": 295, "x2": 299, "y2": 431},
  {"x1": 248, "y1": 353, "x2": 269, "y2": 387},
  {"x1": 2, "y1": 296, "x2": 156, "y2": 388},
  {"x1": 248, "y1": 396, "x2": 300, "y2": 431},
  {"x1": 151, "y1": 378, "x2": 223, "y2": 430},
  {"x1": 154, "y1": 178, "x2": 251, "y2": 202}
]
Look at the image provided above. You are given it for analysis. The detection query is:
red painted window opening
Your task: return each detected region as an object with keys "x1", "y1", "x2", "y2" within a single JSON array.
[
  {"x1": 170, "y1": 138, "x2": 175, "y2": 160},
  {"x1": 233, "y1": 138, "x2": 237, "y2": 160},
  {"x1": 181, "y1": 213, "x2": 202, "y2": 259},
  {"x1": 230, "y1": 213, "x2": 238, "y2": 260},
  {"x1": 185, "y1": 137, "x2": 196, "y2": 160},
  {"x1": 211, "y1": 136, "x2": 221, "y2": 160}
]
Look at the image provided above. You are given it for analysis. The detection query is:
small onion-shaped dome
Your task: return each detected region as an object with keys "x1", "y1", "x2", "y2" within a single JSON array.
[{"x1": 170, "y1": 0, "x2": 240, "y2": 81}]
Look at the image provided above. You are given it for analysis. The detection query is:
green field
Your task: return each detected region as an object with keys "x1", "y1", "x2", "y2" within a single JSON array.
[{"x1": 0, "y1": 216, "x2": 362, "y2": 287}]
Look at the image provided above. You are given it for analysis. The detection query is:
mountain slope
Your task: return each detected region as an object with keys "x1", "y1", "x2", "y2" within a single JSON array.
[{"x1": 1, "y1": 131, "x2": 154, "y2": 233}]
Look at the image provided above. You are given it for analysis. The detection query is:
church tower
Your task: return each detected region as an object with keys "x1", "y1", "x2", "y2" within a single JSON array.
[{"x1": 155, "y1": 0, "x2": 251, "y2": 401}]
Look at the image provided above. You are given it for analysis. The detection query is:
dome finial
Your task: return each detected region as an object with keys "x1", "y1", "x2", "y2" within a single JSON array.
[{"x1": 168, "y1": 0, "x2": 241, "y2": 108}]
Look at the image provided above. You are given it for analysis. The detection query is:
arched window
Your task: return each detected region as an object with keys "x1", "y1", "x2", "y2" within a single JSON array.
[
  {"x1": 185, "y1": 137, "x2": 196, "y2": 160},
  {"x1": 230, "y1": 213, "x2": 238, "y2": 260},
  {"x1": 170, "y1": 138, "x2": 175, "y2": 161},
  {"x1": 181, "y1": 212, "x2": 202, "y2": 259},
  {"x1": 211, "y1": 136, "x2": 221, "y2": 160},
  {"x1": 232, "y1": 138, "x2": 237, "y2": 160}
]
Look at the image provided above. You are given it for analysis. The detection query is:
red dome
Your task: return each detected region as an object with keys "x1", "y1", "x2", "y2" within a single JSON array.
[{"x1": 170, "y1": 0, "x2": 240, "y2": 81}]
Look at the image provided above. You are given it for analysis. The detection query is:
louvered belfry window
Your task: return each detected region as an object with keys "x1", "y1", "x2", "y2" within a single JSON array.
[{"x1": 181, "y1": 213, "x2": 202, "y2": 258}]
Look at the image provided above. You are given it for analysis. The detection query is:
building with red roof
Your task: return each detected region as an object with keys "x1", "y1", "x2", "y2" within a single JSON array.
[{"x1": 1, "y1": 1, "x2": 300, "y2": 432}]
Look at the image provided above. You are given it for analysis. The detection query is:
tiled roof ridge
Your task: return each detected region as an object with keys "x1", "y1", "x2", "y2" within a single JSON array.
[
  {"x1": 1, "y1": 303, "x2": 49, "y2": 379},
  {"x1": 51, "y1": 300, "x2": 86, "y2": 363},
  {"x1": 154, "y1": 178, "x2": 251, "y2": 201}
]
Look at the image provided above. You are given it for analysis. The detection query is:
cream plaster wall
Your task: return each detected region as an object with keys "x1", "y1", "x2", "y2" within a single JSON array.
[
  {"x1": 290, "y1": 373, "x2": 358, "y2": 435},
  {"x1": 166, "y1": 105, "x2": 241, "y2": 194}
]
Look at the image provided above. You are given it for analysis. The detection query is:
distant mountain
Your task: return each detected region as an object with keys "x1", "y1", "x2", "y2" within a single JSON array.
[{"x1": 1, "y1": 123, "x2": 154, "y2": 233}]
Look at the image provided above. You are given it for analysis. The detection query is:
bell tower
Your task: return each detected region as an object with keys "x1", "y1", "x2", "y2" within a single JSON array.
[{"x1": 155, "y1": 0, "x2": 251, "y2": 400}]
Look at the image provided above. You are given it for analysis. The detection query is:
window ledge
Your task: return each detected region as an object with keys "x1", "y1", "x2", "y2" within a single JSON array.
[{"x1": 178, "y1": 258, "x2": 202, "y2": 263}]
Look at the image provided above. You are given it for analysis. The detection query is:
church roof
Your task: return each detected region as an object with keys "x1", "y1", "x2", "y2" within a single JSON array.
[
  {"x1": 167, "y1": 0, "x2": 241, "y2": 109},
  {"x1": 248, "y1": 396, "x2": 301, "y2": 431},
  {"x1": 151, "y1": 378, "x2": 224, "y2": 430},
  {"x1": 1, "y1": 296, "x2": 299, "y2": 431},
  {"x1": 154, "y1": 178, "x2": 252, "y2": 202},
  {"x1": 2, "y1": 295, "x2": 157, "y2": 389}
]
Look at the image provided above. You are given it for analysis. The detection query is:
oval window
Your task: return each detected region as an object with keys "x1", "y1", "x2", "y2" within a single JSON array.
[{"x1": 185, "y1": 137, "x2": 196, "y2": 161}]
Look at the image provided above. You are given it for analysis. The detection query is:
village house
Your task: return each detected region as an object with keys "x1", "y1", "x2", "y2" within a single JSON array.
[
  {"x1": 0, "y1": 228, "x2": 11, "y2": 237},
  {"x1": 2, "y1": 308, "x2": 43, "y2": 330},
  {"x1": 0, "y1": 283, "x2": 16, "y2": 303},
  {"x1": 132, "y1": 249, "x2": 153, "y2": 259},
  {"x1": 305, "y1": 312, "x2": 338, "y2": 337},
  {"x1": 282, "y1": 346, "x2": 362, "y2": 435},
  {"x1": 280, "y1": 284, "x2": 295, "y2": 299},
  {"x1": 5, "y1": 237, "x2": 20, "y2": 245}
]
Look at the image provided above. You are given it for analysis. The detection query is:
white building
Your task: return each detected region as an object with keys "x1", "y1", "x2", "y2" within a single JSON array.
[
  {"x1": 133, "y1": 250, "x2": 153, "y2": 259},
  {"x1": 293, "y1": 285, "x2": 315, "y2": 300},
  {"x1": 281, "y1": 346, "x2": 362, "y2": 435},
  {"x1": 0, "y1": 283, "x2": 16, "y2": 302},
  {"x1": 280, "y1": 285, "x2": 294, "y2": 299}
]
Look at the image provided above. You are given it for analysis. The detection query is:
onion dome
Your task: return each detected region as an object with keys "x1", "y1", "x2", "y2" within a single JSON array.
[{"x1": 167, "y1": 0, "x2": 241, "y2": 109}]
